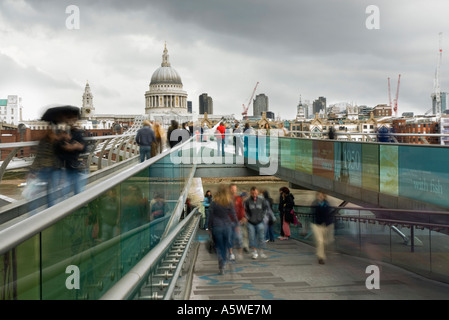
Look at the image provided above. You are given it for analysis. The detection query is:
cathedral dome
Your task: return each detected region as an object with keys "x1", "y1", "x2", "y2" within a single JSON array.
[
  {"x1": 150, "y1": 66, "x2": 182, "y2": 85},
  {"x1": 150, "y1": 44, "x2": 183, "y2": 85}
]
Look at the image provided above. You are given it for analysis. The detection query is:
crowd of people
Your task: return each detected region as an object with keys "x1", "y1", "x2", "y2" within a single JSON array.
[{"x1": 203, "y1": 184, "x2": 335, "y2": 274}]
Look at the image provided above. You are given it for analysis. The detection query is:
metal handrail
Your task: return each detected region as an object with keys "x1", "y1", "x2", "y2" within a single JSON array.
[
  {"x1": 289, "y1": 205, "x2": 449, "y2": 228},
  {"x1": 289, "y1": 130, "x2": 449, "y2": 137},
  {"x1": 0, "y1": 136, "x2": 196, "y2": 256},
  {"x1": 291, "y1": 204, "x2": 449, "y2": 217},
  {"x1": 0, "y1": 133, "x2": 140, "y2": 182},
  {"x1": 100, "y1": 208, "x2": 199, "y2": 300}
]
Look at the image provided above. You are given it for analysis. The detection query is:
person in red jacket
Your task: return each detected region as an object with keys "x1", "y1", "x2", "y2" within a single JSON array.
[
  {"x1": 229, "y1": 183, "x2": 245, "y2": 260},
  {"x1": 216, "y1": 122, "x2": 226, "y2": 156}
]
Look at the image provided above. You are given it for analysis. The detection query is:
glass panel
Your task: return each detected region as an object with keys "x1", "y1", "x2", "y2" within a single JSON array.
[
  {"x1": 295, "y1": 139, "x2": 313, "y2": 174},
  {"x1": 280, "y1": 138, "x2": 294, "y2": 170},
  {"x1": 333, "y1": 208, "x2": 361, "y2": 256},
  {"x1": 430, "y1": 229, "x2": 449, "y2": 283},
  {"x1": 1, "y1": 235, "x2": 40, "y2": 300},
  {"x1": 399, "y1": 146, "x2": 449, "y2": 208},
  {"x1": 362, "y1": 144, "x2": 379, "y2": 192},
  {"x1": 40, "y1": 202, "x2": 119, "y2": 300},
  {"x1": 379, "y1": 145, "x2": 399, "y2": 196},
  {"x1": 390, "y1": 224, "x2": 431, "y2": 278},
  {"x1": 312, "y1": 140, "x2": 334, "y2": 180}
]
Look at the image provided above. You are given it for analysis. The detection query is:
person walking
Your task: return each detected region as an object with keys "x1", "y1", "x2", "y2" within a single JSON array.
[
  {"x1": 151, "y1": 121, "x2": 165, "y2": 156},
  {"x1": 208, "y1": 185, "x2": 237, "y2": 275},
  {"x1": 233, "y1": 123, "x2": 244, "y2": 157},
  {"x1": 167, "y1": 120, "x2": 182, "y2": 148},
  {"x1": 279, "y1": 187, "x2": 295, "y2": 240},
  {"x1": 311, "y1": 191, "x2": 335, "y2": 264},
  {"x1": 215, "y1": 122, "x2": 226, "y2": 156},
  {"x1": 262, "y1": 190, "x2": 276, "y2": 242},
  {"x1": 229, "y1": 184, "x2": 245, "y2": 261},
  {"x1": 57, "y1": 116, "x2": 88, "y2": 197},
  {"x1": 244, "y1": 186, "x2": 269, "y2": 259},
  {"x1": 203, "y1": 190, "x2": 213, "y2": 230},
  {"x1": 27, "y1": 128, "x2": 64, "y2": 210},
  {"x1": 136, "y1": 120, "x2": 156, "y2": 162}
]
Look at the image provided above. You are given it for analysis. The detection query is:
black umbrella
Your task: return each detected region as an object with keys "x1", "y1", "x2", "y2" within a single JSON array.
[{"x1": 41, "y1": 105, "x2": 80, "y2": 124}]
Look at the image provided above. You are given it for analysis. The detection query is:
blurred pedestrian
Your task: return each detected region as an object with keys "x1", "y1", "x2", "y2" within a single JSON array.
[
  {"x1": 203, "y1": 190, "x2": 212, "y2": 230},
  {"x1": 233, "y1": 123, "x2": 243, "y2": 157},
  {"x1": 182, "y1": 122, "x2": 191, "y2": 136},
  {"x1": 27, "y1": 127, "x2": 64, "y2": 209},
  {"x1": 136, "y1": 120, "x2": 156, "y2": 162},
  {"x1": 215, "y1": 122, "x2": 226, "y2": 156},
  {"x1": 278, "y1": 187, "x2": 295, "y2": 240},
  {"x1": 167, "y1": 120, "x2": 180, "y2": 148},
  {"x1": 57, "y1": 116, "x2": 87, "y2": 197},
  {"x1": 149, "y1": 192, "x2": 165, "y2": 221},
  {"x1": 244, "y1": 186, "x2": 269, "y2": 259},
  {"x1": 278, "y1": 122, "x2": 289, "y2": 137},
  {"x1": 151, "y1": 121, "x2": 165, "y2": 156},
  {"x1": 262, "y1": 190, "x2": 276, "y2": 242},
  {"x1": 208, "y1": 185, "x2": 237, "y2": 275},
  {"x1": 229, "y1": 184, "x2": 245, "y2": 261},
  {"x1": 120, "y1": 184, "x2": 148, "y2": 233},
  {"x1": 311, "y1": 191, "x2": 335, "y2": 264},
  {"x1": 95, "y1": 187, "x2": 120, "y2": 242},
  {"x1": 240, "y1": 189, "x2": 250, "y2": 252}
]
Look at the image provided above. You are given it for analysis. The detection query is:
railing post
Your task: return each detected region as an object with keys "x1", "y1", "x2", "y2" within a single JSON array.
[{"x1": 0, "y1": 147, "x2": 21, "y2": 183}]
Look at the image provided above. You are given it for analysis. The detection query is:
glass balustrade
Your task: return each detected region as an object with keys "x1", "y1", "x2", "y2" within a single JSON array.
[{"x1": 0, "y1": 148, "x2": 193, "y2": 300}]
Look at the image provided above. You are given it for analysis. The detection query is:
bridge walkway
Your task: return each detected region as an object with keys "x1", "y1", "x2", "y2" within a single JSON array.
[{"x1": 188, "y1": 229, "x2": 449, "y2": 300}]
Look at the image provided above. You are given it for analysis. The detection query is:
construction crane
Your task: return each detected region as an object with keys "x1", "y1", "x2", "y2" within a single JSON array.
[
  {"x1": 242, "y1": 81, "x2": 259, "y2": 120},
  {"x1": 393, "y1": 74, "x2": 401, "y2": 117},
  {"x1": 388, "y1": 77, "x2": 392, "y2": 109},
  {"x1": 434, "y1": 32, "x2": 443, "y2": 116},
  {"x1": 387, "y1": 75, "x2": 400, "y2": 116}
]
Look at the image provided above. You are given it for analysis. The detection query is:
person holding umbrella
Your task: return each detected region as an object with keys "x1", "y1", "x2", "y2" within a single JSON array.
[{"x1": 42, "y1": 105, "x2": 87, "y2": 197}]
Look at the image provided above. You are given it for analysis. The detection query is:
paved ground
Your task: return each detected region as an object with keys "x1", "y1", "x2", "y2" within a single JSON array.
[{"x1": 188, "y1": 229, "x2": 449, "y2": 300}]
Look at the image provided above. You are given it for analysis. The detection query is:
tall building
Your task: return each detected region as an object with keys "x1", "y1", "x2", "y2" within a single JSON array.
[
  {"x1": 187, "y1": 101, "x2": 192, "y2": 113},
  {"x1": 0, "y1": 95, "x2": 22, "y2": 126},
  {"x1": 145, "y1": 44, "x2": 188, "y2": 115},
  {"x1": 313, "y1": 96, "x2": 326, "y2": 115},
  {"x1": 431, "y1": 92, "x2": 448, "y2": 115},
  {"x1": 81, "y1": 81, "x2": 95, "y2": 119},
  {"x1": 199, "y1": 93, "x2": 213, "y2": 115},
  {"x1": 253, "y1": 94, "x2": 268, "y2": 117}
]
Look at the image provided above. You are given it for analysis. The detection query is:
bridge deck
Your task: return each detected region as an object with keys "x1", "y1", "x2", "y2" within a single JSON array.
[{"x1": 189, "y1": 229, "x2": 449, "y2": 300}]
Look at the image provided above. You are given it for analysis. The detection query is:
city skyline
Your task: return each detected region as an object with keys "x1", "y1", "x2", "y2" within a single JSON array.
[{"x1": 1, "y1": 0, "x2": 449, "y2": 121}]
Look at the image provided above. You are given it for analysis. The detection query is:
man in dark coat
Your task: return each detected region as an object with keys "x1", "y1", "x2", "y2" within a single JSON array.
[
  {"x1": 311, "y1": 191, "x2": 335, "y2": 264},
  {"x1": 136, "y1": 120, "x2": 156, "y2": 162}
]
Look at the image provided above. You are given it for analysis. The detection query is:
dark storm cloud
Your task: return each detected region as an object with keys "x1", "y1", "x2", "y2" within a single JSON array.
[{"x1": 1, "y1": 0, "x2": 449, "y2": 118}]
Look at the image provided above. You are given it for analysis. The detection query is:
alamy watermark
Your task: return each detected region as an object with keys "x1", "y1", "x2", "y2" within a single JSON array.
[
  {"x1": 365, "y1": 265, "x2": 380, "y2": 289},
  {"x1": 366, "y1": 5, "x2": 380, "y2": 30},
  {"x1": 66, "y1": 5, "x2": 80, "y2": 30},
  {"x1": 169, "y1": 131, "x2": 279, "y2": 176},
  {"x1": 65, "y1": 265, "x2": 80, "y2": 290}
]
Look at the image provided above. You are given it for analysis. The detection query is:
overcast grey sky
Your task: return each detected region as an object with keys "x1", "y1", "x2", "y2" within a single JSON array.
[{"x1": 1, "y1": 0, "x2": 448, "y2": 120}]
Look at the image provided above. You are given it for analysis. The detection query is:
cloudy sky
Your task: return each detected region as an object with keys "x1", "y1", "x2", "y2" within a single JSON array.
[{"x1": 1, "y1": 0, "x2": 448, "y2": 121}]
